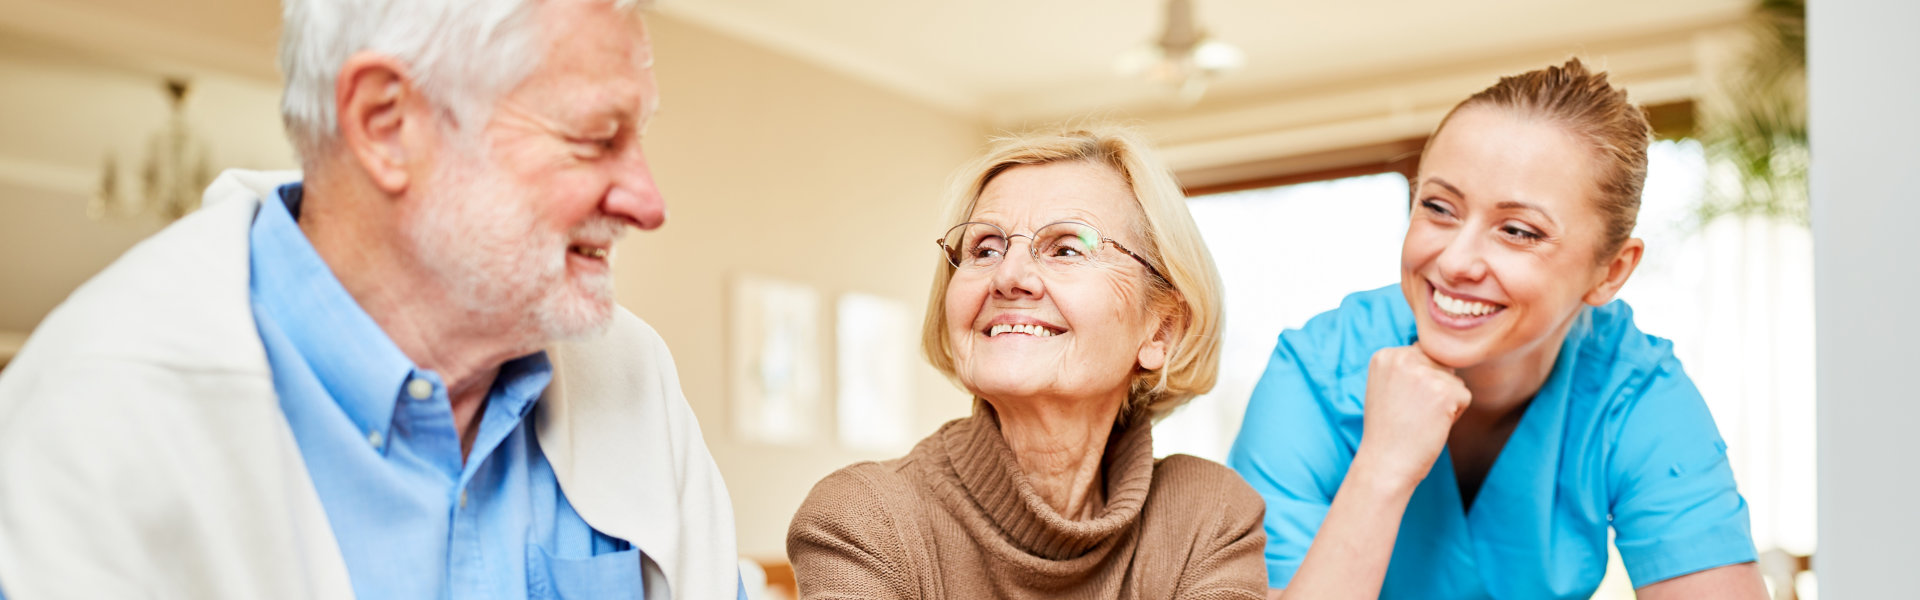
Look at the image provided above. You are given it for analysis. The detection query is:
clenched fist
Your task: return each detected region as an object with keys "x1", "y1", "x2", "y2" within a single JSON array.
[{"x1": 1355, "y1": 345, "x2": 1472, "y2": 488}]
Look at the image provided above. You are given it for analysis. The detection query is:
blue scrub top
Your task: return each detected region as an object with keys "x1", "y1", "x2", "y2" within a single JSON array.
[{"x1": 1227, "y1": 285, "x2": 1756, "y2": 599}]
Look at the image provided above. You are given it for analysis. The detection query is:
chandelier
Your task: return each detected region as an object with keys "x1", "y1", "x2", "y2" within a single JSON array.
[
  {"x1": 1113, "y1": 0, "x2": 1245, "y2": 105},
  {"x1": 91, "y1": 78, "x2": 214, "y2": 222}
]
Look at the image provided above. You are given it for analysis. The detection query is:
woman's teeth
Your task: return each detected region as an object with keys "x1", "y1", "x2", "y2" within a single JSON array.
[
  {"x1": 988, "y1": 323, "x2": 1057, "y2": 337},
  {"x1": 570, "y1": 245, "x2": 608, "y2": 259},
  {"x1": 1433, "y1": 289, "x2": 1501, "y2": 317}
]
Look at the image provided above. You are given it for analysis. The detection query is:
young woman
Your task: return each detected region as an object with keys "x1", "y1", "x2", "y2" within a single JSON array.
[{"x1": 1228, "y1": 60, "x2": 1766, "y2": 599}]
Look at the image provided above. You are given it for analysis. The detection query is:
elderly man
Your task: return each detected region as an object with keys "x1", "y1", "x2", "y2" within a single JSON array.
[{"x1": 0, "y1": 0, "x2": 744, "y2": 598}]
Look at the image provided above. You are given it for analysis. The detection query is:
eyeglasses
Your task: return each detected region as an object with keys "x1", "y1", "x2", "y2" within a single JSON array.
[{"x1": 937, "y1": 221, "x2": 1164, "y2": 281}]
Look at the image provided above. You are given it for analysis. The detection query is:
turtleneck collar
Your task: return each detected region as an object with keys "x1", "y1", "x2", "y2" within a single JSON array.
[{"x1": 935, "y1": 402, "x2": 1157, "y2": 562}]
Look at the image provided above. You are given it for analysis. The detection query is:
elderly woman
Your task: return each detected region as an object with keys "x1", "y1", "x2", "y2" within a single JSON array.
[
  {"x1": 787, "y1": 126, "x2": 1268, "y2": 599},
  {"x1": 1228, "y1": 59, "x2": 1767, "y2": 599}
]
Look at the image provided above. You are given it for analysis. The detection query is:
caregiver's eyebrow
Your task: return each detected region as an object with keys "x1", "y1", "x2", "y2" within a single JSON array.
[
  {"x1": 1424, "y1": 177, "x2": 1463, "y2": 198},
  {"x1": 1495, "y1": 200, "x2": 1559, "y2": 228}
]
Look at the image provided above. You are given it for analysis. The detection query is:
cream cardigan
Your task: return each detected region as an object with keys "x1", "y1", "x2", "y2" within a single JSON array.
[{"x1": 0, "y1": 170, "x2": 740, "y2": 600}]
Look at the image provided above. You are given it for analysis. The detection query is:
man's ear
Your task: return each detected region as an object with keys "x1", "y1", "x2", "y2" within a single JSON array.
[
  {"x1": 1584, "y1": 237, "x2": 1645, "y2": 306},
  {"x1": 334, "y1": 52, "x2": 432, "y2": 195}
]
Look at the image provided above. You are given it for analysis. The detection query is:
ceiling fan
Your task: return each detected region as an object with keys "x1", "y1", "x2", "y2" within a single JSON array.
[{"x1": 1113, "y1": 0, "x2": 1245, "y2": 104}]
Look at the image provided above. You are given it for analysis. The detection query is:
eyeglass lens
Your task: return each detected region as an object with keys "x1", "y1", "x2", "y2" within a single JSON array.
[{"x1": 943, "y1": 222, "x2": 1104, "y2": 269}]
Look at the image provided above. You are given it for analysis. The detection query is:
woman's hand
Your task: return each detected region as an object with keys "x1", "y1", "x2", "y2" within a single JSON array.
[
  {"x1": 1277, "y1": 346, "x2": 1471, "y2": 599},
  {"x1": 1354, "y1": 345, "x2": 1472, "y2": 489},
  {"x1": 1278, "y1": 346, "x2": 1470, "y2": 599}
]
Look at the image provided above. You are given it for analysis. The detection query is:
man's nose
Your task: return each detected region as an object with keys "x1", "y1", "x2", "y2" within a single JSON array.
[{"x1": 605, "y1": 149, "x2": 666, "y2": 230}]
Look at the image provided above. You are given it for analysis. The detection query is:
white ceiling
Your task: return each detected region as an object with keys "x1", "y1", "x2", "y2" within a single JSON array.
[{"x1": 656, "y1": 0, "x2": 1750, "y2": 123}]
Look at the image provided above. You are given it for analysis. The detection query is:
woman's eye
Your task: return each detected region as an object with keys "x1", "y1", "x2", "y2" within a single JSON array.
[
  {"x1": 971, "y1": 247, "x2": 1003, "y2": 260},
  {"x1": 1419, "y1": 199, "x2": 1454, "y2": 218},
  {"x1": 1501, "y1": 224, "x2": 1543, "y2": 241}
]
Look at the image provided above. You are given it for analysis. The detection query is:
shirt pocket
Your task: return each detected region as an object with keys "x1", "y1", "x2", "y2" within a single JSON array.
[{"x1": 526, "y1": 543, "x2": 645, "y2": 600}]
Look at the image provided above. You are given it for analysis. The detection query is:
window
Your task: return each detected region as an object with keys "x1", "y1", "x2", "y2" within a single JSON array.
[{"x1": 1154, "y1": 171, "x2": 1408, "y2": 461}]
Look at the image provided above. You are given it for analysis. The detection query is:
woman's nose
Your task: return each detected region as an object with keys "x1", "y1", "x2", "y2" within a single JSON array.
[
  {"x1": 1435, "y1": 229, "x2": 1489, "y2": 283},
  {"x1": 990, "y1": 241, "x2": 1045, "y2": 299}
]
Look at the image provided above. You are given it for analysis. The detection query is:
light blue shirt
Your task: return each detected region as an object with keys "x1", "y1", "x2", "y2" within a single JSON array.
[
  {"x1": 249, "y1": 183, "x2": 646, "y2": 600},
  {"x1": 1227, "y1": 284, "x2": 1757, "y2": 598}
]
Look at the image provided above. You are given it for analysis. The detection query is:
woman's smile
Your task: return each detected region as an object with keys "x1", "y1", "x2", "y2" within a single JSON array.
[
  {"x1": 981, "y1": 314, "x2": 1067, "y2": 339},
  {"x1": 1425, "y1": 280, "x2": 1508, "y2": 329}
]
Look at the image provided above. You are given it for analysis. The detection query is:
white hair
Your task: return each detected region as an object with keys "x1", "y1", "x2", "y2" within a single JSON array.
[{"x1": 279, "y1": 0, "x2": 648, "y2": 165}]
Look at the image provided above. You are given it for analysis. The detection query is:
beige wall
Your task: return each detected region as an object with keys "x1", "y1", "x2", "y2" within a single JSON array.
[{"x1": 625, "y1": 14, "x2": 982, "y2": 559}]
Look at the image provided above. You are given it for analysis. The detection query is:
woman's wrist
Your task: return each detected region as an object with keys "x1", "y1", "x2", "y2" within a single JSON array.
[{"x1": 1347, "y1": 444, "x2": 1428, "y2": 500}]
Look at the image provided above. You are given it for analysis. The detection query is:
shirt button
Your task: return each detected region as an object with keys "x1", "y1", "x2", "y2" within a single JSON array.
[
  {"x1": 459, "y1": 490, "x2": 468, "y2": 509},
  {"x1": 367, "y1": 429, "x2": 383, "y2": 448},
  {"x1": 406, "y1": 378, "x2": 432, "y2": 400}
]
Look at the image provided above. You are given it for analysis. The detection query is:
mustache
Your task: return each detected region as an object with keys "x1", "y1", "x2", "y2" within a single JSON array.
[{"x1": 568, "y1": 217, "x2": 631, "y2": 246}]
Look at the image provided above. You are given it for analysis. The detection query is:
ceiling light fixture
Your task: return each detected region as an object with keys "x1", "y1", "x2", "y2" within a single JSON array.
[
  {"x1": 92, "y1": 78, "x2": 213, "y2": 222},
  {"x1": 1113, "y1": 0, "x2": 1245, "y2": 105}
]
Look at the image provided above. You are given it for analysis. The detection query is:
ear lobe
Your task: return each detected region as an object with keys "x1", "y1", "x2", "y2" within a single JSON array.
[
  {"x1": 1137, "y1": 299, "x2": 1185, "y2": 372},
  {"x1": 1584, "y1": 237, "x2": 1645, "y2": 306},
  {"x1": 335, "y1": 52, "x2": 426, "y2": 195},
  {"x1": 1137, "y1": 339, "x2": 1168, "y2": 371}
]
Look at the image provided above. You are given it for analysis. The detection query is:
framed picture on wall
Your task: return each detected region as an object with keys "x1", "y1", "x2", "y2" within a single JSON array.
[
  {"x1": 834, "y1": 293, "x2": 914, "y2": 451},
  {"x1": 728, "y1": 273, "x2": 825, "y2": 445}
]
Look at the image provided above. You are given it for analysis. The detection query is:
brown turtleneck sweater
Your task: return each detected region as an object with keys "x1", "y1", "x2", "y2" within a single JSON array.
[{"x1": 786, "y1": 406, "x2": 1268, "y2": 599}]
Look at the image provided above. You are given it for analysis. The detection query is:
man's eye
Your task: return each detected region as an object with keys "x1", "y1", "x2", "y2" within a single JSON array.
[{"x1": 570, "y1": 133, "x2": 619, "y2": 154}]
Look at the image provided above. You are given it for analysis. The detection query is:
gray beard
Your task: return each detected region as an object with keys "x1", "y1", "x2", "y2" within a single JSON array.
[{"x1": 406, "y1": 160, "x2": 621, "y2": 350}]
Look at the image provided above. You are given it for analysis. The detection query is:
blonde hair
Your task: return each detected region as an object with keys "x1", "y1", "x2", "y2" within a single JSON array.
[
  {"x1": 1428, "y1": 58, "x2": 1652, "y2": 259},
  {"x1": 920, "y1": 125, "x2": 1224, "y2": 422}
]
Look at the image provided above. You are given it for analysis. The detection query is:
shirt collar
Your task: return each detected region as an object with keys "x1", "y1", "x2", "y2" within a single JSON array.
[
  {"x1": 250, "y1": 183, "x2": 424, "y2": 440},
  {"x1": 491, "y1": 350, "x2": 554, "y2": 422}
]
